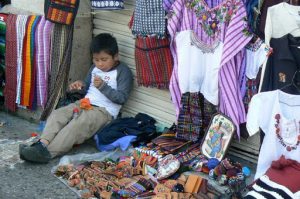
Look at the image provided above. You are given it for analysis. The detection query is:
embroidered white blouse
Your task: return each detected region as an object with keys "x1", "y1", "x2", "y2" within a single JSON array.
[{"x1": 247, "y1": 90, "x2": 300, "y2": 179}]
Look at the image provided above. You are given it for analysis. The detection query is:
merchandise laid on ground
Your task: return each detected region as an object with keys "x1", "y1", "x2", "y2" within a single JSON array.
[
  {"x1": 53, "y1": 137, "x2": 252, "y2": 199},
  {"x1": 2, "y1": 0, "x2": 300, "y2": 198}
]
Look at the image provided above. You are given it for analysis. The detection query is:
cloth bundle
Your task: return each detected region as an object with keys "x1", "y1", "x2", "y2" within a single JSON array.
[
  {"x1": 135, "y1": 36, "x2": 173, "y2": 89},
  {"x1": 91, "y1": 0, "x2": 124, "y2": 10},
  {"x1": 44, "y1": 0, "x2": 80, "y2": 25}
]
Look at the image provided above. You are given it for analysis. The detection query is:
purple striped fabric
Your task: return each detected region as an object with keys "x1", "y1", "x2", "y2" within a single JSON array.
[
  {"x1": 167, "y1": 0, "x2": 228, "y2": 116},
  {"x1": 167, "y1": 0, "x2": 252, "y2": 138},
  {"x1": 36, "y1": 17, "x2": 46, "y2": 107},
  {"x1": 219, "y1": 5, "x2": 252, "y2": 138},
  {"x1": 163, "y1": 0, "x2": 175, "y2": 11},
  {"x1": 42, "y1": 20, "x2": 54, "y2": 108}
]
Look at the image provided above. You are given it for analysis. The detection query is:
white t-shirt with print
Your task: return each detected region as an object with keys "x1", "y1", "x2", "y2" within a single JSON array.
[
  {"x1": 175, "y1": 30, "x2": 223, "y2": 105},
  {"x1": 85, "y1": 67, "x2": 121, "y2": 118},
  {"x1": 247, "y1": 90, "x2": 300, "y2": 179}
]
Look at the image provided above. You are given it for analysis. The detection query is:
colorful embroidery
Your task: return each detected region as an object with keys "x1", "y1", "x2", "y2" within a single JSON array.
[
  {"x1": 185, "y1": 0, "x2": 240, "y2": 37},
  {"x1": 190, "y1": 31, "x2": 220, "y2": 53},
  {"x1": 274, "y1": 114, "x2": 300, "y2": 152}
]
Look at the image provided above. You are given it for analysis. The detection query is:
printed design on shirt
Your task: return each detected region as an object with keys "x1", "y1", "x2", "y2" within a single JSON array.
[
  {"x1": 185, "y1": 0, "x2": 240, "y2": 37},
  {"x1": 103, "y1": 75, "x2": 110, "y2": 83},
  {"x1": 278, "y1": 72, "x2": 286, "y2": 83},
  {"x1": 274, "y1": 113, "x2": 300, "y2": 152}
]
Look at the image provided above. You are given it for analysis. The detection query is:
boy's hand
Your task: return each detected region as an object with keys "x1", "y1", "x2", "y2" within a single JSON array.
[
  {"x1": 69, "y1": 80, "x2": 84, "y2": 90},
  {"x1": 94, "y1": 75, "x2": 104, "y2": 88}
]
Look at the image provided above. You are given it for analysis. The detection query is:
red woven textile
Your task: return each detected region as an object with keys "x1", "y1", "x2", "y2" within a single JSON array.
[
  {"x1": 135, "y1": 36, "x2": 173, "y2": 89},
  {"x1": 4, "y1": 14, "x2": 18, "y2": 112}
]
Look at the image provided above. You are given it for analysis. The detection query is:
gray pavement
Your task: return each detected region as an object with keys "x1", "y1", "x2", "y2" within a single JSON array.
[{"x1": 0, "y1": 111, "x2": 99, "y2": 199}]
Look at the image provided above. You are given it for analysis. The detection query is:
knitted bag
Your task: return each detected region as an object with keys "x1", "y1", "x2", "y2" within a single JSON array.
[
  {"x1": 91, "y1": 0, "x2": 124, "y2": 10},
  {"x1": 44, "y1": 0, "x2": 80, "y2": 25}
]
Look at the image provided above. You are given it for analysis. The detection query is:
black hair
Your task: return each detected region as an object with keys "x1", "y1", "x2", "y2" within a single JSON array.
[{"x1": 90, "y1": 33, "x2": 118, "y2": 56}]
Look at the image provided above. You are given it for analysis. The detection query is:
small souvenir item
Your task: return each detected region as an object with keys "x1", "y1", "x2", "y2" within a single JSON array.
[
  {"x1": 156, "y1": 154, "x2": 180, "y2": 180},
  {"x1": 201, "y1": 113, "x2": 236, "y2": 161},
  {"x1": 91, "y1": 0, "x2": 124, "y2": 10}
]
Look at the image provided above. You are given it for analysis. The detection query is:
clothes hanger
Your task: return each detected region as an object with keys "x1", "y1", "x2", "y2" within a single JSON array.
[{"x1": 280, "y1": 69, "x2": 300, "y2": 95}]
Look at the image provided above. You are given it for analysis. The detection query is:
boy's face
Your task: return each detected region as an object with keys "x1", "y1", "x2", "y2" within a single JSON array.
[{"x1": 92, "y1": 51, "x2": 119, "y2": 72}]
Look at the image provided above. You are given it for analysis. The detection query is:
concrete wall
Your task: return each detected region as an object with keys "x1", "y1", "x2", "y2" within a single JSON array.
[{"x1": 9, "y1": 0, "x2": 92, "y2": 121}]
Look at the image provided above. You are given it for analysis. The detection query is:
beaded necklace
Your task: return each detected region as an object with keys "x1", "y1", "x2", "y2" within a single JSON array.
[{"x1": 274, "y1": 113, "x2": 300, "y2": 151}]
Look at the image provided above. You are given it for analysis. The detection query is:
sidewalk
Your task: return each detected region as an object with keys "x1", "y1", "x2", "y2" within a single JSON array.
[
  {"x1": 0, "y1": 111, "x2": 98, "y2": 199},
  {"x1": 0, "y1": 111, "x2": 256, "y2": 199}
]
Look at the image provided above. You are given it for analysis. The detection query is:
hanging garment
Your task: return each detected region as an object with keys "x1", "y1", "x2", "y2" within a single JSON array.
[
  {"x1": 261, "y1": 34, "x2": 300, "y2": 92},
  {"x1": 91, "y1": 0, "x2": 124, "y2": 10},
  {"x1": 176, "y1": 92, "x2": 217, "y2": 142},
  {"x1": 163, "y1": 0, "x2": 175, "y2": 11},
  {"x1": 4, "y1": 14, "x2": 18, "y2": 112},
  {"x1": 20, "y1": 16, "x2": 41, "y2": 109},
  {"x1": 257, "y1": 0, "x2": 284, "y2": 39},
  {"x1": 134, "y1": 36, "x2": 173, "y2": 89},
  {"x1": 175, "y1": 30, "x2": 223, "y2": 105},
  {"x1": 259, "y1": 2, "x2": 300, "y2": 92},
  {"x1": 15, "y1": 15, "x2": 28, "y2": 105},
  {"x1": 44, "y1": 0, "x2": 80, "y2": 25},
  {"x1": 168, "y1": 0, "x2": 252, "y2": 138},
  {"x1": 35, "y1": 17, "x2": 54, "y2": 108},
  {"x1": 247, "y1": 90, "x2": 300, "y2": 179},
  {"x1": 132, "y1": 0, "x2": 166, "y2": 37},
  {"x1": 40, "y1": 24, "x2": 74, "y2": 121}
]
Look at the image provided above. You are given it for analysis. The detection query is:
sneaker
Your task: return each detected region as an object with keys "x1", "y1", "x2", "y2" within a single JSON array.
[
  {"x1": 19, "y1": 144, "x2": 29, "y2": 160},
  {"x1": 19, "y1": 142, "x2": 51, "y2": 163}
]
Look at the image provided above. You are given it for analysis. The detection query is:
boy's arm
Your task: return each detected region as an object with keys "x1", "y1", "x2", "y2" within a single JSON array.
[
  {"x1": 83, "y1": 66, "x2": 94, "y2": 90},
  {"x1": 98, "y1": 64, "x2": 133, "y2": 105}
]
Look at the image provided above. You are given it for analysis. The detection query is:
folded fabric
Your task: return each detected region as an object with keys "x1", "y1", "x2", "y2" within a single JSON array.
[{"x1": 95, "y1": 135, "x2": 137, "y2": 151}]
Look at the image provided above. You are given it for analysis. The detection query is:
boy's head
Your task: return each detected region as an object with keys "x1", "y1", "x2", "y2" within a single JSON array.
[{"x1": 91, "y1": 33, "x2": 119, "y2": 72}]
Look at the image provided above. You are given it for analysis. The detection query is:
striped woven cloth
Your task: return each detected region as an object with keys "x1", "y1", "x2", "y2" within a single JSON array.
[
  {"x1": 36, "y1": 17, "x2": 54, "y2": 108},
  {"x1": 20, "y1": 16, "x2": 41, "y2": 108},
  {"x1": 132, "y1": 0, "x2": 166, "y2": 37},
  {"x1": 135, "y1": 36, "x2": 173, "y2": 89},
  {"x1": 40, "y1": 24, "x2": 74, "y2": 121},
  {"x1": 16, "y1": 15, "x2": 28, "y2": 105},
  {"x1": 4, "y1": 14, "x2": 18, "y2": 112}
]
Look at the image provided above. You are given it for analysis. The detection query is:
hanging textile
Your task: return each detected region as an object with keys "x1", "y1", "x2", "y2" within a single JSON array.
[
  {"x1": 36, "y1": 17, "x2": 54, "y2": 108},
  {"x1": 0, "y1": 14, "x2": 7, "y2": 99},
  {"x1": 167, "y1": 0, "x2": 252, "y2": 138},
  {"x1": 4, "y1": 14, "x2": 18, "y2": 111},
  {"x1": 259, "y1": 2, "x2": 300, "y2": 92},
  {"x1": 134, "y1": 36, "x2": 173, "y2": 89},
  {"x1": 16, "y1": 15, "x2": 28, "y2": 105},
  {"x1": 132, "y1": 0, "x2": 166, "y2": 37},
  {"x1": 40, "y1": 24, "x2": 74, "y2": 121},
  {"x1": 20, "y1": 16, "x2": 41, "y2": 108},
  {"x1": 44, "y1": 0, "x2": 80, "y2": 25},
  {"x1": 176, "y1": 92, "x2": 217, "y2": 142},
  {"x1": 91, "y1": 0, "x2": 124, "y2": 10}
]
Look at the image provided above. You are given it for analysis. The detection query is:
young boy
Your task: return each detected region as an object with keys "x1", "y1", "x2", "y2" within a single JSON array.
[{"x1": 19, "y1": 33, "x2": 133, "y2": 163}]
